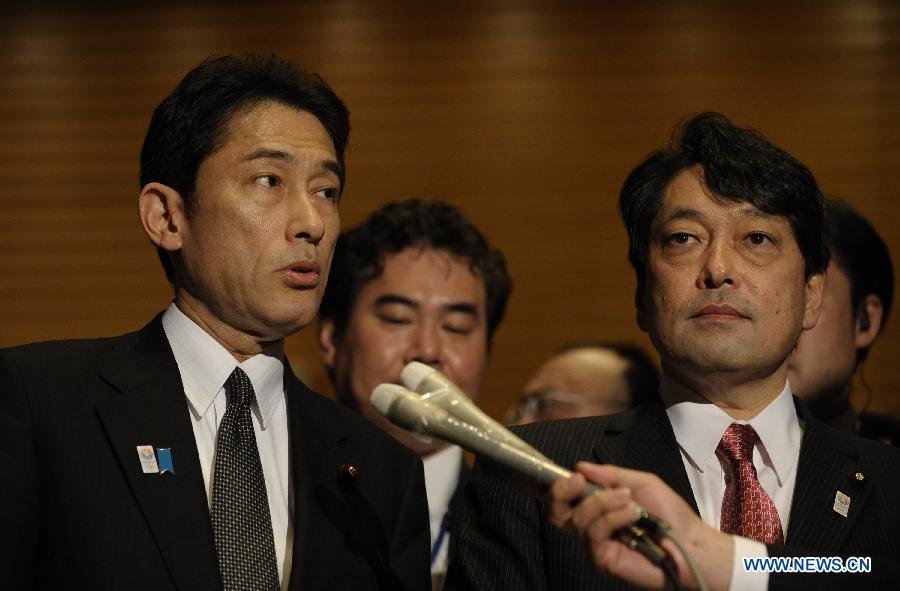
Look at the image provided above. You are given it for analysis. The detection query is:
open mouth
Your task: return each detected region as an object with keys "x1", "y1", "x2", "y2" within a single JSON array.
[{"x1": 281, "y1": 261, "x2": 320, "y2": 287}]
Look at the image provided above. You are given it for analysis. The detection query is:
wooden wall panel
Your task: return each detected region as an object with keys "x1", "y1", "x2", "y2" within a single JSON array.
[{"x1": 1, "y1": 0, "x2": 898, "y2": 421}]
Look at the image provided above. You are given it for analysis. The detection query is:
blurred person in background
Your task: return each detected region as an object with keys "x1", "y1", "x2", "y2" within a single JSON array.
[
  {"x1": 318, "y1": 198, "x2": 511, "y2": 589},
  {"x1": 788, "y1": 197, "x2": 898, "y2": 446},
  {"x1": 506, "y1": 342, "x2": 659, "y2": 424}
]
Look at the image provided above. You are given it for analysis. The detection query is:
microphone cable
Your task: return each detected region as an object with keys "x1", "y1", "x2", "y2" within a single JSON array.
[
  {"x1": 662, "y1": 529, "x2": 708, "y2": 591},
  {"x1": 631, "y1": 512, "x2": 708, "y2": 591}
]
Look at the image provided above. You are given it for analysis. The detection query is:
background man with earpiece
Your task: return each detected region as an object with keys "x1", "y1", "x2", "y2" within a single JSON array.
[{"x1": 788, "y1": 198, "x2": 898, "y2": 446}]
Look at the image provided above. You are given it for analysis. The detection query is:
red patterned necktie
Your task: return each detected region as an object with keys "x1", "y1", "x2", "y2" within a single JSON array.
[{"x1": 716, "y1": 423, "x2": 784, "y2": 544}]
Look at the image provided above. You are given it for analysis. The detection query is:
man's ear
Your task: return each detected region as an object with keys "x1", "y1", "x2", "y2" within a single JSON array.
[
  {"x1": 801, "y1": 270, "x2": 825, "y2": 331},
  {"x1": 138, "y1": 182, "x2": 186, "y2": 253},
  {"x1": 855, "y1": 294, "x2": 884, "y2": 349},
  {"x1": 318, "y1": 318, "x2": 339, "y2": 369}
]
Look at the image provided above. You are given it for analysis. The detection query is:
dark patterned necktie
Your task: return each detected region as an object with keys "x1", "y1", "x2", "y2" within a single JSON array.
[
  {"x1": 716, "y1": 423, "x2": 784, "y2": 544},
  {"x1": 211, "y1": 367, "x2": 280, "y2": 590}
]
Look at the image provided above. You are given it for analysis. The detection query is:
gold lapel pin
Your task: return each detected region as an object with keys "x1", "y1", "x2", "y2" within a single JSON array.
[{"x1": 339, "y1": 463, "x2": 360, "y2": 487}]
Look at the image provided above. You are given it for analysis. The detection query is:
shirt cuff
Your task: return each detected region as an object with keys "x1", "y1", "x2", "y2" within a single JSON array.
[{"x1": 728, "y1": 537, "x2": 769, "y2": 591}]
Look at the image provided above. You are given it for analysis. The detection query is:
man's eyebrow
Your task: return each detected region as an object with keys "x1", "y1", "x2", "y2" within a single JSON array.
[
  {"x1": 242, "y1": 148, "x2": 296, "y2": 164},
  {"x1": 323, "y1": 159, "x2": 344, "y2": 183},
  {"x1": 375, "y1": 294, "x2": 418, "y2": 309},
  {"x1": 241, "y1": 149, "x2": 343, "y2": 182},
  {"x1": 445, "y1": 303, "x2": 479, "y2": 317},
  {"x1": 660, "y1": 205, "x2": 780, "y2": 225},
  {"x1": 734, "y1": 206, "x2": 780, "y2": 221},
  {"x1": 374, "y1": 295, "x2": 480, "y2": 317},
  {"x1": 659, "y1": 207, "x2": 704, "y2": 224}
]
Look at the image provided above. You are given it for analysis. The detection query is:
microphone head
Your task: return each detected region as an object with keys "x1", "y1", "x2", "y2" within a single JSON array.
[
  {"x1": 370, "y1": 383, "x2": 411, "y2": 417},
  {"x1": 400, "y1": 361, "x2": 434, "y2": 392}
]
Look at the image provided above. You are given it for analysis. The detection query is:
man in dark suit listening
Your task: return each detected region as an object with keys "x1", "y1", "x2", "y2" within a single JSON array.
[
  {"x1": 0, "y1": 54, "x2": 430, "y2": 591},
  {"x1": 446, "y1": 113, "x2": 900, "y2": 590}
]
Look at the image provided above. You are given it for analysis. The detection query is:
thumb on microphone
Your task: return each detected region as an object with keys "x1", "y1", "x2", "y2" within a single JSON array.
[{"x1": 552, "y1": 462, "x2": 734, "y2": 591}]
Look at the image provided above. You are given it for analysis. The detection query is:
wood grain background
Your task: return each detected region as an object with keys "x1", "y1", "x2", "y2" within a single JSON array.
[{"x1": 2, "y1": 0, "x2": 898, "y2": 420}]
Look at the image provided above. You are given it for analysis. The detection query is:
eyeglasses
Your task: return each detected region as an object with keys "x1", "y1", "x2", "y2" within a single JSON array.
[{"x1": 504, "y1": 388, "x2": 601, "y2": 424}]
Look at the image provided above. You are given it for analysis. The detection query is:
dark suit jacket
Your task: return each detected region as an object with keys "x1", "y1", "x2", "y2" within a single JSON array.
[
  {"x1": 0, "y1": 316, "x2": 431, "y2": 591},
  {"x1": 445, "y1": 402, "x2": 900, "y2": 590},
  {"x1": 446, "y1": 461, "x2": 471, "y2": 537}
]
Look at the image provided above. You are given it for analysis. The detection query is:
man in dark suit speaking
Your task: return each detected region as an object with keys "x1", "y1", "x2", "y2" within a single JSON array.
[
  {"x1": 446, "y1": 113, "x2": 900, "y2": 590},
  {"x1": 0, "y1": 55, "x2": 430, "y2": 591}
]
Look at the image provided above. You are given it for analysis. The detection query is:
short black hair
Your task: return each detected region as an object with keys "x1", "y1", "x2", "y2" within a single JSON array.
[
  {"x1": 140, "y1": 54, "x2": 350, "y2": 283},
  {"x1": 826, "y1": 198, "x2": 894, "y2": 362},
  {"x1": 619, "y1": 112, "x2": 829, "y2": 281},
  {"x1": 558, "y1": 341, "x2": 660, "y2": 407},
  {"x1": 319, "y1": 198, "x2": 512, "y2": 346}
]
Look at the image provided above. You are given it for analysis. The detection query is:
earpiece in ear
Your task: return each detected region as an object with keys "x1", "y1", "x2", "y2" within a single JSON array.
[{"x1": 859, "y1": 308, "x2": 871, "y2": 332}]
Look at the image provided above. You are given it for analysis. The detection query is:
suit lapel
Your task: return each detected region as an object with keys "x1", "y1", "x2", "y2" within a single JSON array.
[
  {"x1": 785, "y1": 405, "x2": 871, "y2": 549},
  {"x1": 95, "y1": 317, "x2": 219, "y2": 591},
  {"x1": 592, "y1": 404, "x2": 700, "y2": 514},
  {"x1": 285, "y1": 369, "x2": 357, "y2": 590}
]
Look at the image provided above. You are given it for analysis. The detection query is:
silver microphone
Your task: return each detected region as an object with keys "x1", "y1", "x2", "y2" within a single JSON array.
[
  {"x1": 371, "y1": 384, "x2": 572, "y2": 487},
  {"x1": 370, "y1": 382, "x2": 671, "y2": 567},
  {"x1": 400, "y1": 362, "x2": 551, "y2": 462}
]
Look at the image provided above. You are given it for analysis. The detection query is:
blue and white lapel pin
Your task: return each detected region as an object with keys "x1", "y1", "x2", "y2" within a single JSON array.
[{"x1": 136, "y1": 445, "x2": 175, "y2": 475}]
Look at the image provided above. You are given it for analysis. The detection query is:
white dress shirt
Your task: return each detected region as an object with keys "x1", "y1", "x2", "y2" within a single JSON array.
[
  {"x1": 666, "y1": 382, "x2": 802, "y2": 591},
  {"x1": 162, "y1": 303, "x2": 293, "y2": 590},
  {"x1": 424, "y1": 445, "x2": 463, "y2": 577}
]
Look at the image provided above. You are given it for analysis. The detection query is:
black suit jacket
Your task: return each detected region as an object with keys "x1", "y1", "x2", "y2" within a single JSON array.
[
  {"x1": 445, "y1": 402, "x2": 900, "y2": 590},
  {"x1": 0, "y1": 316, "x2": 431, "y2": 590},
  {"x1": 446, "y1": 460, "x2": 471, "y2": 536}
]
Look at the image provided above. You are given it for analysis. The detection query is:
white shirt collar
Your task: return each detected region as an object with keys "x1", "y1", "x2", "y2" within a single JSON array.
[
  {"x1": 423, "y1": 445, "x2": 463, "y2": 522},
  {"x1": 666, "y1": 382, "x2": 801, "y2": 484},
  {"x1": 161, "y1": 303, "x2": 285, "y2": 429}
]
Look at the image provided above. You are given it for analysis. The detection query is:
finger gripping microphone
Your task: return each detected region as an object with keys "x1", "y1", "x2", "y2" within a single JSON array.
[{"x1": 370, "y1": 384, "x2": 670, "y2": 567}]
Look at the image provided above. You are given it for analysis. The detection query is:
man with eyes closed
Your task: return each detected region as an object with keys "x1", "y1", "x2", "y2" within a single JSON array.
[
  {"x1": 318, "y1": 198, "x2": 512, "y2": 589},
  {"x1": 0, "y1": 55, "x2": 430, "y2": 591}
]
